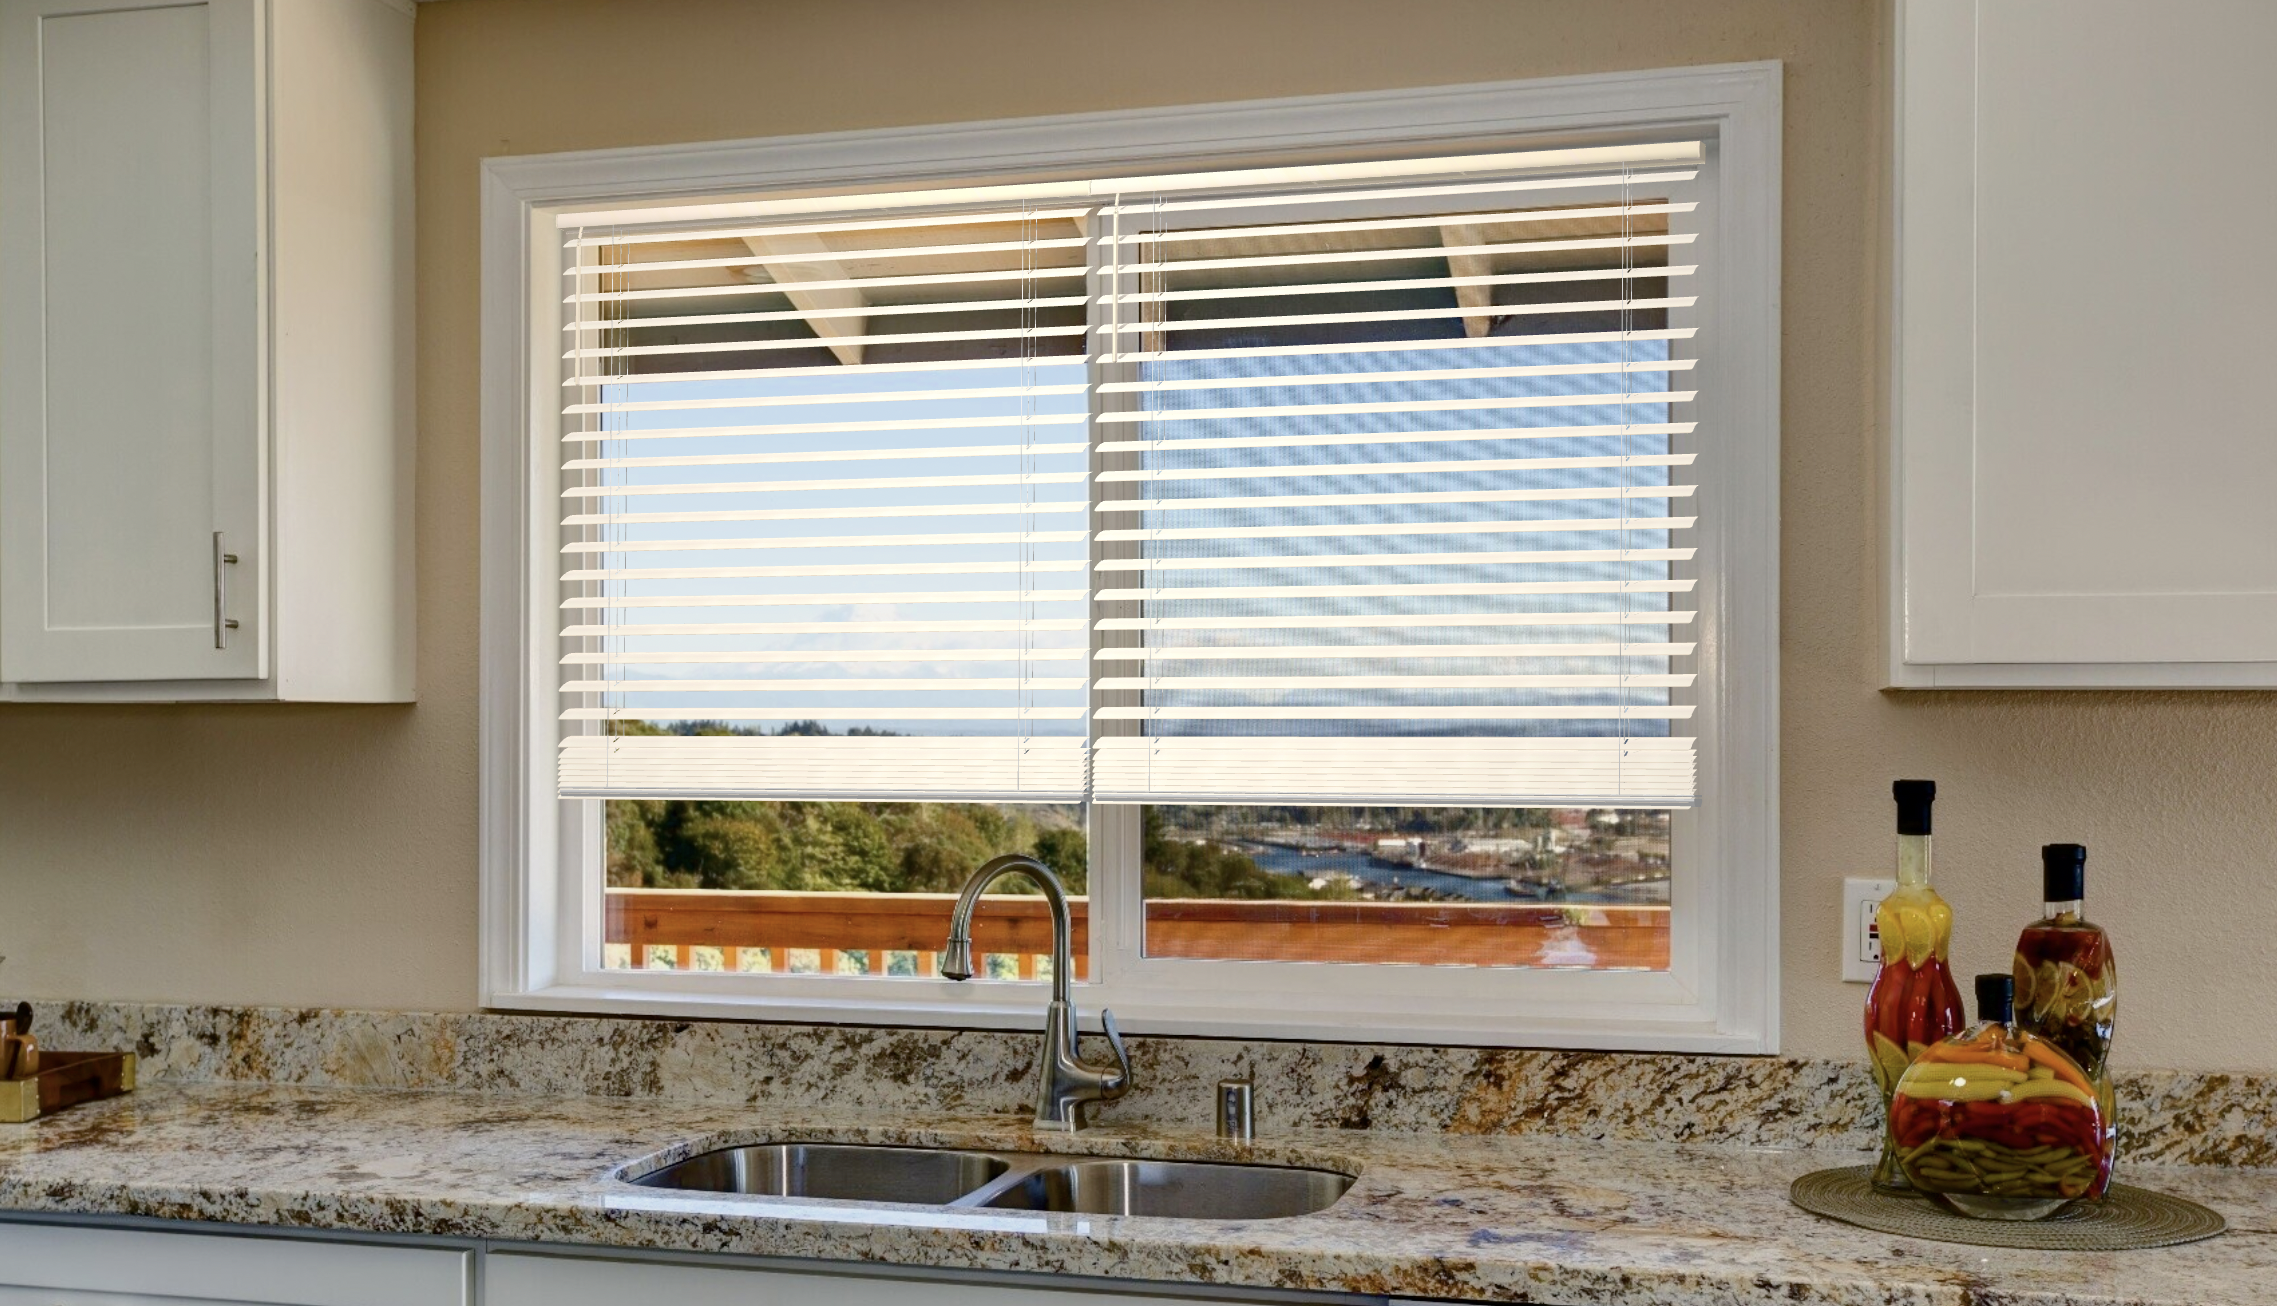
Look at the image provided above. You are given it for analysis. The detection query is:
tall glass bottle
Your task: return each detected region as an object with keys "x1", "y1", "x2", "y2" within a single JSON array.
[
  {"x1": 1865, "y1": 779, "x2": 1967, "y2": 1192},
  {"x1": 2013, "y1": 842, "x2": 2117, "y2": 1198}
]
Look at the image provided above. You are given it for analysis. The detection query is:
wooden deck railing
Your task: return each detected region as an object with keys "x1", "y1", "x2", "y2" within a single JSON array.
[{"x1": 606, "y1": 888, "x2": 1669, "y2": 974}]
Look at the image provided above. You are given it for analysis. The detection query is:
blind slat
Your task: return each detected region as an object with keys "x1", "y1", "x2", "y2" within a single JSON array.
[
  {"x1": 1095, "y1": 454, "x2": 1693, "y2": 482},
  {"x1": 1092, "y1": 580, "x2": 1694, "y2": 601},
  {"x1": 1089, "y1": 737, "x2": 1691, "y2": 807},
  {"x1": 1097, "y1": 516, "x2": 1695, "y2": 541},
  {"x1": 563, "y1": 678, "x2": 1088, "y2": 693},
  {"x1": 566, "y1": 442, "x2": 1092, "y2": 471},
  {"x1": 558, "y1": 734, "x2": 1090, "y2": 802},
  {"x1": 1094, "y1": 706, "x2": 1694, "y2": 721},
  {"x1": 1099, "y1": 424, "x2": 1697, "y2": 455},
  {"x1": 566, "y1": 649, "x2": 1086, "y2": 664},
  {"x1": 563, "y1": 502, "x2": 1089, "y2": 526},
  {"x1": 562, "y1": 619, "x2": 1092, "y2": 636},
  {"x1": 1096, "y1": 390, "x2": 1694, "y2": 425},
  {"x1": 1094, "y1": 675, "x2": 1695, "y2": 690},
  {"x1": 564, "y1": 707, "x2": 1089, "y2": 721},
  {"x1": 565, "y1": 561, "x2": 1089, "y2": 581},
  {"x1": 1088, "y1": 642, "x2": 1697, "y2": 660},
  {"x1": 562, "y1": 529, "x2": 1092, "y2": 552},
  {"x1": 564, "y1": 301, "x2": 1694, "y2": 362},
  {"x1": 1098, "y1": 359, "x2": 1690, "y2": 395},
  {"x1": 1094, "y1": 611, "x2": 1694, "y2": 630},
  {"x1": 1093, "y1": 549, "x2": 1696, "y2": 571},
  {"x1": 1096, "y1": 485, "x2": 1694, "y2": 512},
  {"x1": 562, "y1": 589, "x2": 1089, "y2": 610},
  {"x1": 560, "y1": 471, "x2": 1087, "y2": 499}
]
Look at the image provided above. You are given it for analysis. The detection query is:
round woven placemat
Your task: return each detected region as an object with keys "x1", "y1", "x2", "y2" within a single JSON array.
[{"x1": 1790, "y1": 1167, "x2": 2226, "y2": 1250}]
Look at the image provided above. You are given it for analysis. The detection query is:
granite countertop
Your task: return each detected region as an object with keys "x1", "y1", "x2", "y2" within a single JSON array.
[{"x1": 0, "y1": 1083, "x2": 2271, "y2": 1306}]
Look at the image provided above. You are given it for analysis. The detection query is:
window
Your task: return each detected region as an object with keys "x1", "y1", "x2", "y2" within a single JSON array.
[{"x1": 483, "y1": 68, "x2": 1780, "y2": 1051}]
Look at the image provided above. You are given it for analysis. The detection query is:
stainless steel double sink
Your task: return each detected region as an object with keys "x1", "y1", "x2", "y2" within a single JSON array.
[{"x1": 627, "y1": 1142, "x2": 1353, "y2": 1220}]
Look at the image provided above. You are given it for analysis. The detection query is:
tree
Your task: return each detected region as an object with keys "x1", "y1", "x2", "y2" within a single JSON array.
[
  {"x1": 1034, "y1": 827, "x2": 1088, "y2": 894},
  {"x1": 677, "y1": 805, "x2": 786, "y2": 890},
  {"x1": 605, "y1": 800, "x2": 666, "y2": 887}
]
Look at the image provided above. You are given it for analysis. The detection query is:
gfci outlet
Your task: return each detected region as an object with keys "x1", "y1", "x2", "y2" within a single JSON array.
[{"x1": 1842, "y1": 878, "x2": 1898, "y2": 983}]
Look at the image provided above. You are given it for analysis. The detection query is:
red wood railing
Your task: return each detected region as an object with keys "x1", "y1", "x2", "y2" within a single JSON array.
[{"x1": 605, "y1": 888, "x2": 1669, "y2": 974}]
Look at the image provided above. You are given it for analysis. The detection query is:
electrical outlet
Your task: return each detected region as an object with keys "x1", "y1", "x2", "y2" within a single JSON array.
[{"x1": 1842, "y1": 878, "x2": 1897, "y2": 983}]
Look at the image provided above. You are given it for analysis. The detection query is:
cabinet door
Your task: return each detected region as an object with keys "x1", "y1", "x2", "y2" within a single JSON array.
[
  {"x1": 1890, "y1": 0, "x2": 2277, "y2": 687},
  {"x1": 0, "y1": 0, "x2": 264, "y2": 682},
  {"x1": 0, "y1": 1223, "x2": 469, "y2": 1306}
]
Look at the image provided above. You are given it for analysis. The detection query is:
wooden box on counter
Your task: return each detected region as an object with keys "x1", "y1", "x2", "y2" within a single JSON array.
[{"x1": 0, "y1": 1052, "x2": 136, "y2": 1124}]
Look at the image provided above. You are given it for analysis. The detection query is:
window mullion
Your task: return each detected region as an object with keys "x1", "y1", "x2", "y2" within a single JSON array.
[{"x1": 1086, "y1": 197, "x2": 1147, "y2": 989}]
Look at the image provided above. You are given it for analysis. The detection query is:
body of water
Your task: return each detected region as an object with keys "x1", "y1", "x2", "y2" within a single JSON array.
[
  {"x1": 1230, "y1": 842, "x2": 1669, "y2": 906},
  {"x1": 1240, "y1": 844, "x2": 1509, "y2": 902}
]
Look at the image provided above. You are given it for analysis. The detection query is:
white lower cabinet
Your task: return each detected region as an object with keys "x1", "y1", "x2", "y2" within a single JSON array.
[
  {"x1": 0, "y1": 1226, "x2": 1382, "y2": 1306},
  {"x1": 0, "y1": 1224, "x2": 469, "y2": 1306},
  {"x1": 487, "y1": 1252, "x2": 1211, "y2": 1306}
]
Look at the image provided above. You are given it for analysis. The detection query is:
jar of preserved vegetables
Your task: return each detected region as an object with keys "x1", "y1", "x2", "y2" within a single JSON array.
[
  {"x1": 1891, "y1": 973, "x2": 2113, "y2": 1220},
  {"x1": 1864, "y1": 779, "x2": 1967, "y2": 1191},
  {"x1": 2013, "y1": 842, "x2": 2116, "y2": 1196}
]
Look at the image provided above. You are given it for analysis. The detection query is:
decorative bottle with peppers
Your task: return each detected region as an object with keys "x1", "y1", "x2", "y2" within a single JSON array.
[
  {"x1": 1864, "y1": 779, "x2": 1967, "y2": 1192},
  {"x1": 1892, "y1": 973, "x2": 2113, "y2": 1220},
  {"x1": 2013, "y1": 842, "x2": 2117, "y2": 1197}
]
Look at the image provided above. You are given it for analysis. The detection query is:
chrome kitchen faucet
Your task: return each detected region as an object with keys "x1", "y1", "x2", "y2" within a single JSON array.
[{"x1": 941, "y1": 854, "x2": 1131, "y2": 1130}]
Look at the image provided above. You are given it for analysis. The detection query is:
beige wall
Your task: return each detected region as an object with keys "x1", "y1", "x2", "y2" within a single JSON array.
[{"x1": 4, "y1": 0, "x2": 2273, "y2": 1070}]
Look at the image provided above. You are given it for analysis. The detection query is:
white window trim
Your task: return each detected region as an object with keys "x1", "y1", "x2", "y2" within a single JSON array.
[{"x1": 479, "y1": 63, "x2": 1783, "y2": 1053}]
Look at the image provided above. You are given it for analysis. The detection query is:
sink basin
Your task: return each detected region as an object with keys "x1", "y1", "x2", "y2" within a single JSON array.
[
  {"x1": 624, "y1": 1143, "x2": 1354, "y2": 1220},
  {"x1": 631, "y1": 1143, "x2": 1012, "y2": 1205},
  {"x1": 980, "y1": 1158, "x2": 1354, "y2": 1219}
]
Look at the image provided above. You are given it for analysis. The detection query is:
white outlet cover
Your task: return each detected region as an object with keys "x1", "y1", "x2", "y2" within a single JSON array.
[{"x1": 1843, "y1": 877, "x2": 1898, "y2": 983}]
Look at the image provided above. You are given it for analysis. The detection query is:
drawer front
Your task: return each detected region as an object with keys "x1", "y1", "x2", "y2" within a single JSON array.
[
  {"x1": 0, "y1": 1285, "x2": 286, "y2": 1306},
  {"x1": 0, "y1": 1224, "x2": 468, "y2": 1306},
  {"x1": 489, "y1": 1252, "x2": 1208, "y2": 1306}
]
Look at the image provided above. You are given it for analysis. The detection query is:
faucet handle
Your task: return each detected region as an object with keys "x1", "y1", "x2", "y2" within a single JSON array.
[{"x1": 1098, "y1": 1007, "x2": 1132, "y2": 1096}]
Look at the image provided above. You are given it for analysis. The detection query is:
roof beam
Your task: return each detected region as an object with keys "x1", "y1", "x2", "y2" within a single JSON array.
[
  {"x1": 1439, "y1": 223, "x2": 1495, "y2": 338},
  {"x1": 741, "y1": 231, "x2": 867, "y2": 366}
]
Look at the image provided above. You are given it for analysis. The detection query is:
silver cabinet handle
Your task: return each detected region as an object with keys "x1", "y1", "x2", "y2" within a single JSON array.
[{"x1": 212, "y1": 531, "x2": 241, "y2": 649}]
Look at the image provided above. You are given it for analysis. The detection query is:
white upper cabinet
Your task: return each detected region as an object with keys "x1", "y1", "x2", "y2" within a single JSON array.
[
  {"x1": 0, "y1": 0, "x2": 413, "y2": 701},
  {"x1": 1888, "y1": 0, "x2": 2277, "y2": 689}
]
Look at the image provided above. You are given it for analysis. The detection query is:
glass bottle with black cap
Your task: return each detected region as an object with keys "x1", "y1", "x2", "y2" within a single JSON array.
[
  {"x1": 1864, "y1": 779, "x2": 1967, "y2": 1191},
  {"x1": 1891, "y1": 972, "x2": 2113, "y2": 1220},
  {"x1": 2014, "y1": 842, "x2": 2118, "y2": 1196}
]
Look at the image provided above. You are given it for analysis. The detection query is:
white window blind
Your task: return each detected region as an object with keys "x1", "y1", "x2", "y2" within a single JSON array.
[{"x1": 557, "y1": 141, "x2": 1703, "y2": 808}]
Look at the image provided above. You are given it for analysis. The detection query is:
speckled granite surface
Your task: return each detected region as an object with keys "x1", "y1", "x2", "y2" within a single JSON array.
[
  {"x1": 42, "y1": 1002, "x2": 2277, "y2": 1167},
  {"x1": 1, "y1": 1083, "x2": 2273, "y2": 1306}
]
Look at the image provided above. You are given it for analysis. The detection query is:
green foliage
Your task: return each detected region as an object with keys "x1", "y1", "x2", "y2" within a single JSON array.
[
  {"x1": 605, "y1": 792, "x2": 1091, "y2": 895},
  {"x1": 1033, "y1": 827, "x2": 1088, "y2": 894},
  {"x1": 608, "y1": 799, "x2": 1356, "y2": 900},
  {"x1": 606, "y1": 798, "x2": 668, "y2": 886}
]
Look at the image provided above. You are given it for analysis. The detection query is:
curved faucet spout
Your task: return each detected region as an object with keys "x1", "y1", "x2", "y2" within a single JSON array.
[
  {"x1": 940, "y1": 853, "x2": 1131, "y2": 1130},
  {"x1": 942, "y1": 854, "x2": 1075, "y2": 1006}
]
